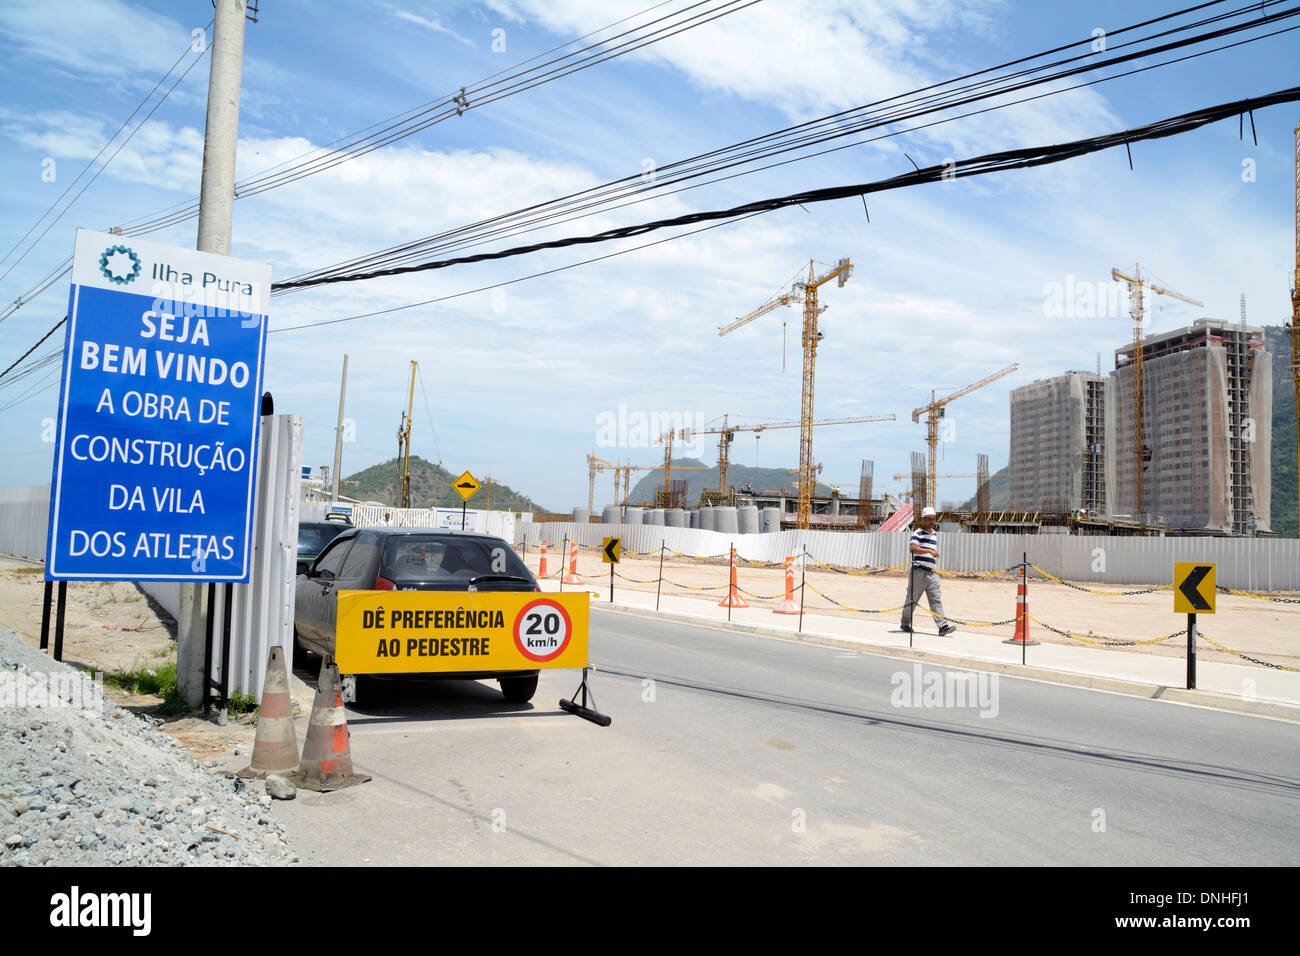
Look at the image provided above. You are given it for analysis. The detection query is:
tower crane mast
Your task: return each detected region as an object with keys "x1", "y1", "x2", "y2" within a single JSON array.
[
  {"x1": 721, "y1": 257, "x2": 854, "y2": 528},
  {"x1": 1110, "y1": 265, "x2": 1202, "y2": 517},
  {"x1": 910, "y1": 364, "x2": 1017, "y2": 510}
]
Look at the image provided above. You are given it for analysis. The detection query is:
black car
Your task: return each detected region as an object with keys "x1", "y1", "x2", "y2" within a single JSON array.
[
  {"x1": 296, "y1": 517, "x2": 352, "y2": 576},
  {"x1": 294, "y1": 527, "x2": 541, "y2": 704}
]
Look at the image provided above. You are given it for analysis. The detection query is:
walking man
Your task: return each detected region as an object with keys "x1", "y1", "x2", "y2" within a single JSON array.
[{"x1": 901, "y1": 506, "x2": 955, "y2": 635}]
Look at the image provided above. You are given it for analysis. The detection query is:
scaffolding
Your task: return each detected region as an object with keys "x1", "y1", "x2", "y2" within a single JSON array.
[
  {"x1": 910, "y1": 451, "x2": 926, "y2": 517},
  {"x1": 1105, "y1": 318, "x2": 1271, "y2": 534},
  {"x1": 1083, "y1": 377, "x2": 1106, "y2": 515},
  {"x1": 857, "y1": 459, "x2": 874, "y2": 530},
  {"x1": 1008, "y1": 371, "x2": 1104, "y2": 513}
]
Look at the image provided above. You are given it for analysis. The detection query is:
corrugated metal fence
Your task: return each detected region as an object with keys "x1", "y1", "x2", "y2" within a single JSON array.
[
  {"x1": 0, "y1": 485, "x2": 50, "y2": 562},
  {"x1": 520, "y1": 522, "x2": 1300, "y2": 591}
]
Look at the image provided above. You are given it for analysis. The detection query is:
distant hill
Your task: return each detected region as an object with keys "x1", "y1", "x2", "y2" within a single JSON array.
[
  {"x1": 959, "y1": 324, "x2": 1296, "y2": 536},
  {"x1": 626, "y1": 458, "x2": 832, "y2": 506},
  {"x1": 343, "y1": 456, "x2": 546, "y2": 512},
  {"x1": 959, "y1": 466, "x2": 1010, "y2": 512}
]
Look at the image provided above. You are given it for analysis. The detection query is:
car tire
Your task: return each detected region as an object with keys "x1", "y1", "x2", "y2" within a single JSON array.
[{"x1": 499, "y1": 674, "x2": 538, "y2": 703}]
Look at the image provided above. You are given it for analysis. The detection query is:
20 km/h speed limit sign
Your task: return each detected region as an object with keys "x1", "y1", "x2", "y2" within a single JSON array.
[{"x1": 513, "y1": 598, "x2": 574, "y2": 663}]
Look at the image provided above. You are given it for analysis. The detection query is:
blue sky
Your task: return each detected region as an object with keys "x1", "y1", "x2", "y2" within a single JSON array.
[{"x1": 1, "y1": 0, "x2": 1297, "y2": 511}]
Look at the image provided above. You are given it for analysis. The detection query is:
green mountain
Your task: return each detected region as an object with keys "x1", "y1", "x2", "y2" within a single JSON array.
[
  {"x1": 959, "y1": 466, "x2": 1010, "y2": 512},
  {"x1": 959, "y1": 325, "x2": 1297, "y2": 536},
  {"x1": 343, "y1": 456, "x2": 546, "y2": 512},
  {"x1": 626, "y1": 458, "x2": 832, "y2": 506}
]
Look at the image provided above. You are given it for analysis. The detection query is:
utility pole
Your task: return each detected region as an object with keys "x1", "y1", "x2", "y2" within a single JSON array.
[
  {"x1": 331, "y1": 354, "x2": 348, "y2": 502},
  {"x1": 177, "y1": 0, "x2": 249, "y2": 709}
]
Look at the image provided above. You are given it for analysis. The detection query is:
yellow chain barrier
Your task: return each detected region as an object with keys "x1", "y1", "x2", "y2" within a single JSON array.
[
  {"x1": 1196, "y1": 630, "x2": 1300, "y2": 672},
  {"x1": 1029, "y1": 565, "x2": 1174, "y2": 596},
  {"x1": 1027, "y1": 614, "x2": 1178, "y2": 646},
  {"x1": 1219, "y1": 587, "x2": 1300, "y2": 605}
]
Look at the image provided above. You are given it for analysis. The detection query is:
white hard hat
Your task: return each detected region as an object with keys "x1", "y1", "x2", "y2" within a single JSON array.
[{"x1": 920, "y1": 506, "x2": 937, "y2": 518}]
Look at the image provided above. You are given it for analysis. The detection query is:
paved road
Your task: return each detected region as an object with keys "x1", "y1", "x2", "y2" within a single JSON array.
[{"x1": 273, "y1": 607, "x2": 1300, "y2": 866}]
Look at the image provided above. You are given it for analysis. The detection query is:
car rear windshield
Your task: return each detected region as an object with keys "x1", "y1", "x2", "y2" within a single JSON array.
[
  {"x1": 298, "y1": 523, "x2": 347, "y2": 554},
  {"x1": 380, "y1": 535, "x2": 531, "y2": 580}
]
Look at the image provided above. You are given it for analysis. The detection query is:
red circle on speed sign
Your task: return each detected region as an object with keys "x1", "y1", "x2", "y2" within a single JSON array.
[{"x1": 513, "y1": 598, "x2": 573, "y2": 662}]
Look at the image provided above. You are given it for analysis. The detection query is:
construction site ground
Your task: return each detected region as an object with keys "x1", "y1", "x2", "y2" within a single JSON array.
[{"x1": 532, "y1": 546, "x2": 1300, "y2": 673}]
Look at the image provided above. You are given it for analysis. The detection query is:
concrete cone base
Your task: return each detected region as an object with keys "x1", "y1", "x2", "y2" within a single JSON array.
[{"x1": 284, "y1": 768, "x2": 372, "y2": 792}]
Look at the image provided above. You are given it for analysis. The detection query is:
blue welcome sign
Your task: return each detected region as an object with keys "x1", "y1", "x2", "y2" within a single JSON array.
[{"x1": 45, "y1": 229, "x2": 271, "y2": 582}]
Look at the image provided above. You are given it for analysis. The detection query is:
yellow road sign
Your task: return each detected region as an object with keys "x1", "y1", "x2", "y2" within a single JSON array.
[
  {"x1": 452, "y1": 470, "x2": 481, "y2": 502},
  {"x1": 602, "y1": 536, "x2": 621, "y2": 564},
  {"x1": 1174, "y1": 563, "x2": 1216, "y2": 614},
  {"x1": 336, "y1": 590, "x2": 589, "y2": 674}
]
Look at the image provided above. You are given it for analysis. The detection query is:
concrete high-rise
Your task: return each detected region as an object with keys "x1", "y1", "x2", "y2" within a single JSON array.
[
  {"x1": 1104, "y1": 318, "x2": 1271, "y2": 534},
  {"x1": 1008, "y1": 372, "x2": 1106, "y2": 513}
]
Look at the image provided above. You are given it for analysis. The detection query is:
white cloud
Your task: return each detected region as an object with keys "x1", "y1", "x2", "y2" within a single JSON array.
[{"x1": 383, "y1": 4, "x2": 477, "y2": 48}]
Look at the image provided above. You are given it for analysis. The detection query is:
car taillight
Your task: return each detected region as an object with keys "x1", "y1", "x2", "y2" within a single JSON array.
[
  {"x1": 533, "y1": 581, "x2": 542, "y2": 592},
  {"x1": 375, "y1": 575, "x2": 396, "y2": 590}
]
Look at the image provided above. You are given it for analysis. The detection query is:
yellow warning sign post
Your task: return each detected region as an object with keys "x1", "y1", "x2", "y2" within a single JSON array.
[
  {"x1": 336, "y1": 591, "x2": 589, "y2": 674},
  {"x1": 601, "y1": 536, "x2": 621, "y2": 603},
  {"x1": 1174, "y1": 562, "x2": 1216, "y2": 690},
  {"x1": 452, "y1": 470, "x2": 480, "y2": 530}
]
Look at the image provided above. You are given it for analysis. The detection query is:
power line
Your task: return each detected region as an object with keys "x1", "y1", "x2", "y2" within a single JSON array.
[
  {"x1": 0, "y1": 0, "x2": 758, "y2": 324},
  {"x1": 271, "y1": 87, "x2": 1300, "y2": 292},
  {"x1": 270, "y1": 211, "x2": 767, "y2": 333},
  {"x1": 0, "y1": 27, "x2": 212, "y2": 287},
  {"x1": 3, "y1": 2, "x2": 1293, "y2": 375},
  {"x1": 274, "y1": 1, "x2": 1295, "y2": 289},
  {"x1": 0, "y1": 21, "x2": 212, "y2": 274}
]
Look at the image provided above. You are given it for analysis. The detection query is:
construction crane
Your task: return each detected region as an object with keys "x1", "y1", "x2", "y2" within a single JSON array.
[
  {"x1": 588, "y1": 456, "x2": 706, "y2": 508},
  {"x1": 1291, "y1": 117, "x2": 1300, "y2": 529},
  {"x1": 483, "y1": 475, "x2": 501, "y2": 511},
  {"x1": 585, "y1": 452, "x2": 613, "y2": 514},
  {"x1": 720, "y1": 257, "x2": 854, "y2": 528},
  {"x1": 1111, "y1": 265, "x2": 1202, "y2": 517},
  {"x1": 395, "y1": 360, "x2": 417, "y2": 508},
  {"x1": 682, "y1": 412, "x2": 894, "y2": 496},
  {"x1": 910, "y1": 364, "x2": 1017, "y2": 510}
]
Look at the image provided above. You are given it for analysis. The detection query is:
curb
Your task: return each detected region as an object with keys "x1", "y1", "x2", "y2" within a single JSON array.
[{"x1": 590, "y1": 601, "x2": 1300, "y2": 724}]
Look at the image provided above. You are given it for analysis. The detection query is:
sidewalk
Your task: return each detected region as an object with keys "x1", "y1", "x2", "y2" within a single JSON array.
[{"x1": 542, "y1": 577, "x2": 1300, "y2": 720}]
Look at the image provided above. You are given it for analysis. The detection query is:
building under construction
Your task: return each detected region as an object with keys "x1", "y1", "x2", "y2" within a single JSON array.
[
  {"x1": 1105, "y1": 318, "x2": 1271, "y2": 535},
  {"x1": 1008, "y1": 371, "x2": 1106, "y2": 514}
]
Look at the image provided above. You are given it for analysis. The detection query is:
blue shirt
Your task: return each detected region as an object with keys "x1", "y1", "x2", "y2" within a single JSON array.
[{"x1": 910, "y1": 527, "x2": 938, "y2": 570}]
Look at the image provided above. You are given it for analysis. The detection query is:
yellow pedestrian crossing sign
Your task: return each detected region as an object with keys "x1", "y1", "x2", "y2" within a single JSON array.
[
  {"x1": 452, "y1": 470, "x2": 481, "y2": 502},
  {"x1": 1174, "y1": 563, "x2": 1215, "y2": 614},
  {"x1": 602, "y1": 537, "x2": 621, "y2": 564}
]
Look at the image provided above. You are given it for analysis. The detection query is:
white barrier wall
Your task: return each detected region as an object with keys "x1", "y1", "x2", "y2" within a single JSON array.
[
  {"x1": 521, "y1": 522, "x2": 1300, "y2": 591},
  {"x1": 300, "y1": 500, "x2": 517, "y2": 541},
  {"x1": 0, "y1": 485, "x2": 50, "y2": 562}
]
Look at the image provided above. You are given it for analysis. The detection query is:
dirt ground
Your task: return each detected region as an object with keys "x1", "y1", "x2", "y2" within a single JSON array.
[
  {"x1": 0, "y1": 560, "x2": 257, "y2": 761},
  {"x1": 534, "y1": 546, "x2": 1300, "y2": 669}
]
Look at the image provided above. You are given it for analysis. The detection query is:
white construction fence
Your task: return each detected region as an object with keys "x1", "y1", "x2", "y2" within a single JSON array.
[{"x1": 520, "y1": 521, "x2": 1300, "y2": 592}]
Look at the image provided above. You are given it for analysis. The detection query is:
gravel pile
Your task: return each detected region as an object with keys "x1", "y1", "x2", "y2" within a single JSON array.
[{"x1": 0, "y1": 626, "x2": 295, "y2": 866}]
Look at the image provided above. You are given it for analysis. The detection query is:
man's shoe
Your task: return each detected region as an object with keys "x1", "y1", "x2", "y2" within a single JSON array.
[
  {"x1": 939, "y1": 624, "x2": 956, "y2": 636},
  {"x1": 899, "y1": 625, "x2": 912, "y2": 633}
]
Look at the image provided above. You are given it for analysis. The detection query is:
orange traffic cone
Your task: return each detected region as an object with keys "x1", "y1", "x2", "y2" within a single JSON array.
[
  {"x1": 1003, "y1": 564, "x2": 1039, "y2": 645},
  {"x1": 718, "y1": 547, "x2": 749, "y2": 608},
  {"x1": 563, "y1": 542, "x2": 585, "y2": 585},
  {"x1": 288, "y1": 658, "x2": 371, "y2": 792},
  {"x1": 237, "y1": 646, "x2": 298, "y2": 778},
  {"x1": 538, "y1": 540, "x2": 548, "y2": 578},
  {"x1": 773, "y1": 555, "x2": 801, "y2": 614}
]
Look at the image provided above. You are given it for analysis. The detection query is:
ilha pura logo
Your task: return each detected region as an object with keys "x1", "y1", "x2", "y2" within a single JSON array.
[{"x1": 98, "y1": 245, "x2": 141, "y2": 285}]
